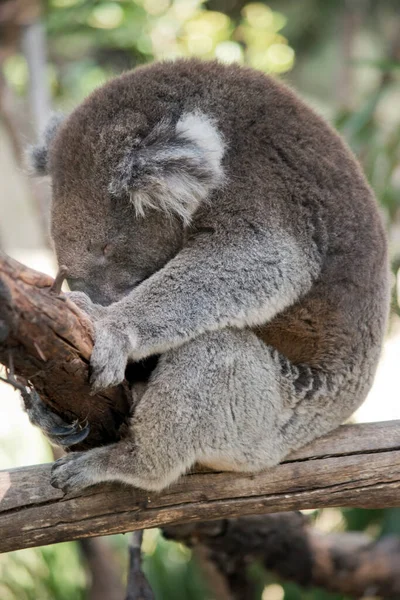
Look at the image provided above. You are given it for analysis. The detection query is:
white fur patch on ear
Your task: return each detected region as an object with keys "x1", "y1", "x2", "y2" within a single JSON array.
[
  {"x1": 111, "y1": 111, "x2": 226, "y2": 225},
  {"x1": 132, "y1": 172, "x2": 206, "y2": 223},
  {"x1": 175, "y1": 111, "x2": 225, "y2": 181}
]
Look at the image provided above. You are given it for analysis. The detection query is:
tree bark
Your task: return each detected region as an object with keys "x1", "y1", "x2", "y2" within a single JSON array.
[
  {"x1": 1, "y1": 419, "x2": 400, "y2": 554},
  {"x1": 0, "y1": 252, "x2": 132, "y2": 448}
]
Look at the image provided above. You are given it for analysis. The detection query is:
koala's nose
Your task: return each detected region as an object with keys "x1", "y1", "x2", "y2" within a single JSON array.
[{"x1": 66, "y1": 277, "x2": 86, "y2": 292}]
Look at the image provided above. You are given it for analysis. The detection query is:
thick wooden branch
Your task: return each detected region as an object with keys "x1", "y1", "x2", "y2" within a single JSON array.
[
  {"x1": 0, "y1": 252, "x2": 131, "y2": 448},
  {"x1": 1, "y1": 420, "x2": 400, "y2": 554}
]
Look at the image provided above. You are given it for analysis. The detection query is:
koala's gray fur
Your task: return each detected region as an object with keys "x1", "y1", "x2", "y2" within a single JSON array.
[{"x1": 28, "y1": 59, "x2": 389, "y2": 493}]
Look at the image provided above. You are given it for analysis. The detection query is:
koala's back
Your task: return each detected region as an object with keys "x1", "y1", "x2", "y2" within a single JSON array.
[{"x1": 62, "y1": 59, "x2": 389, "y2": 378}]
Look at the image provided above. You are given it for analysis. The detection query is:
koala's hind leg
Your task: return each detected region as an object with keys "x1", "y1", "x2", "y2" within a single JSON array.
[{"x1": 51, "y1": 329, "x2": 356, "y2": 493}]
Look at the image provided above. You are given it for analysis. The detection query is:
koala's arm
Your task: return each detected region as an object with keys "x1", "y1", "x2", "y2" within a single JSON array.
[{"x1": 87, "y1": 221, "x2": 321, "y2": 390}]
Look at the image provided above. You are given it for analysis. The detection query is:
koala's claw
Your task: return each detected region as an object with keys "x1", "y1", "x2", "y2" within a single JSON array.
[
  {"x1": 25, "y1": 391, "x2": 90, "y2": 447},
  {"x1": 51, "y1": 453, "x2": 86, "y2": 493},
  {"x1": 50, "y1": 423, "x2": 80, "y2": 436},
  {"x1": 48, "y1": 420, "x2": 90, "y2": 447}
]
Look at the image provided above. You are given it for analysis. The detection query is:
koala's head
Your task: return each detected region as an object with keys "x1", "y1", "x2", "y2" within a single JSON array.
[{"x1": 29, "y1": 75, "x2": 225, "y2": 306}]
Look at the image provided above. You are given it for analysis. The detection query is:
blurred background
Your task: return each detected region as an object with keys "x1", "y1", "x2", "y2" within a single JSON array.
[{"x1": 0, "y1": 0, "x2": 399, "y2": 598}]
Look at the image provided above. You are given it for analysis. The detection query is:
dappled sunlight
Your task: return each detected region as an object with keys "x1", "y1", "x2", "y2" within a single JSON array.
[
  {"x1": 262, "y1": 583, "x2": 284, "y2": 600},
  {"x1": 88, "y1": 4, "x2": 125, "y2": 30}
]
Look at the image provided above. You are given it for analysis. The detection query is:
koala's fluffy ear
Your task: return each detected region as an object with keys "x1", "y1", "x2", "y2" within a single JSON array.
[
  {"x1": 109, "y1": 111, "x2": 226, "y2": 224},
  {"x1": 28, "y1": 113, "x2": 65, "y2": 175}
]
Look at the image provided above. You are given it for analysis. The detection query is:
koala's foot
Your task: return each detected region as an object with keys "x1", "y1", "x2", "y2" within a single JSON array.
[
  {"x1": 49, "y1": 437, "x2": 175, "y2": 493},
  {"x1": 51, "y1": 328, "x2": 284, "y2": 494},
  {"x1": 26, "y1": 390, "x2": 90, "y2": 447},
  {"x1": 51, "y1": 450, "x2": 103, "y2": 493}
]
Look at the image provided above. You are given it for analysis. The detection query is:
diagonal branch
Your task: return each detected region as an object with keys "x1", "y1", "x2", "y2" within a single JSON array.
[{"x1": 0, "y1": 251, "x2": 132, "y2": 448}]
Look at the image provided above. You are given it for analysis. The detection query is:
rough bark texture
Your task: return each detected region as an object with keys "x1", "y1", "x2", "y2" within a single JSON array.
[
  {"x1": 0, "y1": 252, "x2": 132, "y2": 448},
  {"x1": 0, "y1": 420, "x2": 400, "y2": 554},
  {"x1": 164, "y1": 513, "x2": 400, "y2": 598}
]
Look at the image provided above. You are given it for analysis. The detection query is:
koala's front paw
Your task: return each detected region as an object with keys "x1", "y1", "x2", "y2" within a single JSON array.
[
  {"x1": 89, "y1": 321, "x2": 135, "y2": 392},
  {"x1": 66, "y1": 291, "x2": 107, "y2": 322},
  {"x1": 51, "y1": 452, "x2": 99, "y2": 494}
]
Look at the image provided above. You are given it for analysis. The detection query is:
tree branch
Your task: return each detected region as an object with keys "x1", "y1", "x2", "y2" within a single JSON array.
[
  {"x1": 0, "y1": 252, "x2": 132, "y2": 448},
  {"x1": 164, "y1": 513, "x2": 400, "y2": 598},
  {"x1": 125, "y1": 531, "x2": 154, "y2": 600},
  {"x1": 0, "y1": 419, "x2": 400, "y2": 554}
]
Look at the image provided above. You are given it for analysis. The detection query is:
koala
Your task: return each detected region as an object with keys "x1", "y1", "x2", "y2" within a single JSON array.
[{"x1": 28, "y1": 59, "x2": 389, "y2": 493}]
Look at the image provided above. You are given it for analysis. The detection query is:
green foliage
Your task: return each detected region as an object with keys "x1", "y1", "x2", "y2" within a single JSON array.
[
  {"x1": 142, "y1": 531, "x2": 212, "y2": 600},
  {"x1": 4, "y1": 1, "x2": 295, "y2": 104},
  {"x1": 334, "y1": 59, "x2": 400, "y2": 318},
  {"x1": 43, "y1": 0, "x2": 294, "y2": 71},
  {"x1": 335, "y1": 79, "x2": 400, "y2": 222},
  {"x1": 0, "y1": 533, "x2": 212, "y2": 600},
  {"x1": 0, "y1": 543, "x2": 86, "y2": 600}
]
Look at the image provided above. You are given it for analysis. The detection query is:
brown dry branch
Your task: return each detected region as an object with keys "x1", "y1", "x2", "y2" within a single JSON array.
[
  {"x1": 164, "y1": 513, "x2": 400, "y2": 598},
  {"x1": 1, "y1": 419, "x2": 400, "y2": 554},
  {"x1": 0, "y1": 252, "x2": 131, "y2": 448}
]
